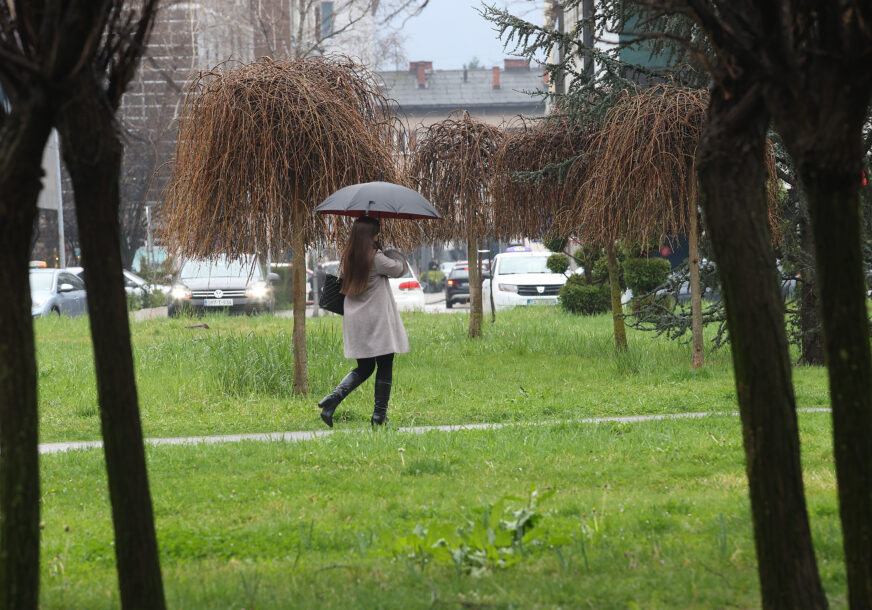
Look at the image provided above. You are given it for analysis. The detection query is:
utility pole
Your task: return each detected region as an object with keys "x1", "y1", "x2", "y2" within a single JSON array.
[{"x1": 53, "y1": 131, "x2": 66, "y2": 268}]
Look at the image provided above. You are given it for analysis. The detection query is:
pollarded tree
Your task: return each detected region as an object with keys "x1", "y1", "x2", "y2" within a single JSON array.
[
  {"x1": 0, "y1": 4, "x2": 110, "y2": 606},
  {"x1": 638, "y1": 1, "x2": 872, "y2": 605},
  {"x1": 53, "y1": 1, "x2": 167, "y2": 607},
  {"x1": 406, "y1": 112, "x2": 503, "y2": 338},
  {"x1": 1, "y1": 1, "x2": 166, "y2": 607},
  {"x1": 161, "y1": 56, "x2": 401, "y2": 394}
]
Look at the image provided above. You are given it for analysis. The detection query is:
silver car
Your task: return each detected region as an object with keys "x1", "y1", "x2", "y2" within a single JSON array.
[
  {"x1": 167, "y1": 255, "x2": 278, "y2": 317},
  {"x1": 30, "y1": 268, "x2": 88, "y2": 317}
]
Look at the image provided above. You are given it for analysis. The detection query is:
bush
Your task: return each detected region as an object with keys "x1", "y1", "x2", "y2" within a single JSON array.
[
  {"x1": 546, "y1": 253, "x2": 570, "y2": 275},
  {"x1": 419, "y1": 270, "x2": 445, "y2": 292},
  {"x1": 558, "y1": 275, "x2": 611, "y2": 315},
  {"x1": 543, "y1": 234, "x2": 568, "y2": 254},
  {"x1": 591, "y1": 255, "x2": 626, "y2": 290},
  {"x1": 622, "y1": 257, "x2": 672, "y2": 295}
]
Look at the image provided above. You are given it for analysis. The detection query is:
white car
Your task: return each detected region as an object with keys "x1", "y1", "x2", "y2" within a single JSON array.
[
  {"x1": 388, "y1": 266, "x2": 426, "y2": 311},
  {"x1": 320, "y1": 257, "x2": 425, "y2": 312},
  {"x1": 482, "y1": 251, "x2": 568, "y2": 311}
]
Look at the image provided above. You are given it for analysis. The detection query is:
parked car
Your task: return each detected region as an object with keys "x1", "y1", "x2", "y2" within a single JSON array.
[
  {"x1": 30, "y1": 268, "x2": 88, "y2": 317},
  {"x1": 167, "y1": 255, "x2": 278, "y2": 317},
  {"x1": 389, "y1": 265, "x2": 426, "y2": 312},
  {"x1": 68, "y1": 266, "x2": 168, "y2": 298},
  {"x1": 439, "y1": 261, "x2": 457, "y2": 277},
  {"x1": 320, "y1": 258, "x2": 425, "y2": 311},
  {"x1": 445, "y1": 265, "x2": 470, "y2": 309},
  {"x1": 482, "y1": 251, "x2": 567, "y2": 311}
]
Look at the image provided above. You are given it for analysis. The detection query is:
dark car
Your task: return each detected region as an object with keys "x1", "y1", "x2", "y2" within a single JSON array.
[
  {"x1": 445, "y1": 266, "x2": 470, "y2": 309},
  {"x1": 167, "y1": 255, "x2": 279, "y2": 317}
]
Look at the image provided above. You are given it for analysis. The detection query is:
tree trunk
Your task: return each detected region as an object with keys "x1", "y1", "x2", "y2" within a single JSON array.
[
  {"x1": 58, "y1": 85, "x2": 166, "y2": 610},
  {"x1": 696, "y1": 81, "x2": 827, "y2": 609},
  {"x1": 0, "y1": 100, "x2": 53, "y2": 610},
  {"x1": 688, "y1": 196, "x2": 704, "y2": 368},
  {"x1": 292, "y1": 204, "x2": 308, "y2": 394},
  {"x1": 467, "y1": 226, "x2": 482, "y2": 339},
  {"x1": 606, "y1": 241, "x2": 627, "y2": 352},
  {"x1": 804, "y1": 156, "x2": 872, "y2": 607}
]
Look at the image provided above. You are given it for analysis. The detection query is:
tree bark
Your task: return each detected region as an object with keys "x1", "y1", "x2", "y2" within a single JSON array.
[
  {"x1": 606, "y1": 241, "x2": 627, "y2": 352},
  {"x1": 467, "y1": 225, "x2": 482, "y2": 339},
  {"x1": 688, "y1": 196, "x2": 704, "y2": 368},
  {"x1": 292, "y1": 203, "x2": 308, "y2": 394},
  {"x1": 0, "y1": 99, "x2": 53, "y2": 610},
  {"x1": 797, "y1": 199, "x2": 824, "y2": 365},
  {"x1": 696, "y1": 81, "x2": 827, "y2": 609},
  {"x1": 58, "y1": 81, "x2": 166, "y2": 610},
  {"x1": 803, "y1": 154, "x2": 872, "y2": 607}
]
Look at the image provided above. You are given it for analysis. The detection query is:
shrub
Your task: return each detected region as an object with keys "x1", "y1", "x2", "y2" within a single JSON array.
[
  {"x1": 591, "y1": 255, "x2": 626, "y2": 290},
  {"x1": 543, "y1": 234, "x2": 568, "y2": 254},
  {"x1": 126, "y1": 293, "x2": 143, "y2": 311},
  {"x1": 419, "y1": 270, "x2": 446, "y2": 292},
  {"x1": 546, "y1": 253, "x2": 570, "y2": 275},
  {"x1": 559, "y1": 275, "x2": 611, "y2": 315},
  {"x1": 622, "y1": 257, "x2": 672, "y2": 295}
]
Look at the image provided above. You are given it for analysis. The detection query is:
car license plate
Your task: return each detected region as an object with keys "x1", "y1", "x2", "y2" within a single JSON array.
[
  {"x1": 526, "y1": 299, "x2": 551, "y2": 305},
  {"x1": 204, "y1": 299, "x2": 233, "y2": 306}
]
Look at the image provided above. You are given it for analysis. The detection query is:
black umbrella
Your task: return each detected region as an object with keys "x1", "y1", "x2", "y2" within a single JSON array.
[{"x1": 315, "y1": 181, "x2": 441, "y2": 220}]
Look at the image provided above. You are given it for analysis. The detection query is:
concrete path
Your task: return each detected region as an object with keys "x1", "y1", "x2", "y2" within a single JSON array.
[{"x1": 38, "y1": 408, "x2": 831, "y2": 455}]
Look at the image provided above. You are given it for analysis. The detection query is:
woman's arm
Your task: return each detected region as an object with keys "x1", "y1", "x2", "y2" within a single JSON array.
[{"x1": 373, "y1": 250, "x2": 407, "y2": 278}]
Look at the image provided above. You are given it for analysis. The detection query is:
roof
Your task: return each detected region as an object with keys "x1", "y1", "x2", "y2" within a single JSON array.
[{"x1": 378, "y1": 67, "x2": 548, "y2": 115}]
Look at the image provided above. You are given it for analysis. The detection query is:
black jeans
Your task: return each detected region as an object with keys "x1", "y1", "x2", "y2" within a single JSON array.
[{"x1": 353, "y1": 353, "x2": 394, "y2": 384}]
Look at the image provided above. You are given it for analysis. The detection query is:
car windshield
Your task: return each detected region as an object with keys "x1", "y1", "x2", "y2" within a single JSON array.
[
  {"x1": 30, "y1": 271, "x2": 54, "y2": 292},
  {"x1": 497, "y1": 256, "x2": 551, "y2": 275},
  {"x1": 450, "y1": 269, "x2": 468, "y2": 280},
  {"x1": 179, "y1": 257, "x2": 262, "y2": 281}
]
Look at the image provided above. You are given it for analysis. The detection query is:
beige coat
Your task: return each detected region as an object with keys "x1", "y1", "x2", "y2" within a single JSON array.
[{"x1": 342, "y1": 250, "x2": 410, "y2": 359}]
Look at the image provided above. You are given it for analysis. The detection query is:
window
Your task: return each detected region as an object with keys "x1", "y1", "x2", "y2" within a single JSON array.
[{"x1": 320, "y1": 1, "x2": 334, "y2": 38}]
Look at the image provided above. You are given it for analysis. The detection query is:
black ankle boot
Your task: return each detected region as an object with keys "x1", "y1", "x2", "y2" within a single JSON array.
[
  {"x1": 371, "y1": 380, "x2": 391, "y2": 426},
  {"x1": 318, "y1": 371, "x2": 364, "y2": 428}
]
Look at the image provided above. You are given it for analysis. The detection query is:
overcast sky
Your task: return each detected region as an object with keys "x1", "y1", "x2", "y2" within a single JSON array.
[{"x1": 399, "y1": 1, "x2": 541, "y2": 70}]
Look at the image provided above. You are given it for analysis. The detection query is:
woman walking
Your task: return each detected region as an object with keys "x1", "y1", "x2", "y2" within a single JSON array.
[{"x1": 318, "y1": 216, "x2": 409, "y2": 427}]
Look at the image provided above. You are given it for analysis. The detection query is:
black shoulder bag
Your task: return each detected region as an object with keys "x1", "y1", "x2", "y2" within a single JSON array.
[{"x1": 319, "y1": 274, "x2": 345, "y2": 315}]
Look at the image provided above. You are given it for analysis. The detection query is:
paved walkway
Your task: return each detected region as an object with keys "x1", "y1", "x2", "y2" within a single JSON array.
[{"x1": 39, "y1": 408, "x2": 831, "y2": 455}]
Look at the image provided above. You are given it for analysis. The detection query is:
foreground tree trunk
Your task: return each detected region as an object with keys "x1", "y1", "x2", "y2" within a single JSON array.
[
  {"x1": 467, "y1": 226, "x2": 482, "y2": 339},
  {"x1": 797, "y1": 207, "x2": 824, "y2": 365},
  {"x1": 605, "y1": 241, "x2": 627, "y2": 352},
  {"x1": 58, "y1": 79, "x2": 166, "y2": 610},
  {"x1": 292, "y1": 203, "x2": 308, "y2": 394},
  {"x1": 688, "y1": 196, "x2": 704, "y2": 368},
  {"x1": 696, "y1": 81, "x2": 827, "y2": 609},
  {"x1": 0, "y1": 99, "x2": 53, "y2": 610},
  {"x1": 803, "y1": 141, "x2": 872, "y2": 606}
]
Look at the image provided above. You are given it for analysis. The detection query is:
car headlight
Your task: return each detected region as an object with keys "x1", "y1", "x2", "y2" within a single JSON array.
[
  {"x1": 31, "y1": 294, "x2": 48, "y2": 307},
  {"x1": 170, "y1": 284, "x2": 191, "y2": 300},
  {"x1": 498, "y1": 283, "x2": 518, "y2": 293},
  {"x1": 246, "y1": 282, "x2": 269, "y2": 299}
]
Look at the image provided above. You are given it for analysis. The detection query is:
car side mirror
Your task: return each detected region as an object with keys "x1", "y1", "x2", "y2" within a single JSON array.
[
  {"x1": 59, "y1": 283, "x2": 75, "y2": 293},
  {"x1": 267, "y1": 272, "x2": 280, "y2": 283}
]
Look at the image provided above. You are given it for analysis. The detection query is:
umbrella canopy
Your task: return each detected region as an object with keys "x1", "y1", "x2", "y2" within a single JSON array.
[{"x1": 316, "y1": 181, "x2": 442, "y2": 220}]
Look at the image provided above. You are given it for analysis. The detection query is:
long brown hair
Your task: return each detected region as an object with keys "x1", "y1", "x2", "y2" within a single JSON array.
[{"x1": 340, "y1": 216, "x2": 380, "y2": 296}]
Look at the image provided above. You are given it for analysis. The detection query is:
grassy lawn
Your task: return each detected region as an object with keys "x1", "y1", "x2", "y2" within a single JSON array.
[
  {"x1": 34, "y1": 308, "x2": 830, "y2": 442},
  {"x1": 40, "y1": 414, "x2": 844, "y2": 608},
  {"x1": 32, "y1": 308, "x2": 842, "y2": 607}
]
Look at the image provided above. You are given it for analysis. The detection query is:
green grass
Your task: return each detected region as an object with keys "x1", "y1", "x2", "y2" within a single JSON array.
[
  {"x1": 39, "y1": 413, "x2": 844, "y2": 608},
  {"x1": 34, "y1": 308, "x2": 829, "y2": 442},
  {"x1": 32, "y1": 308, "x2": 842, "y2": 607}
]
